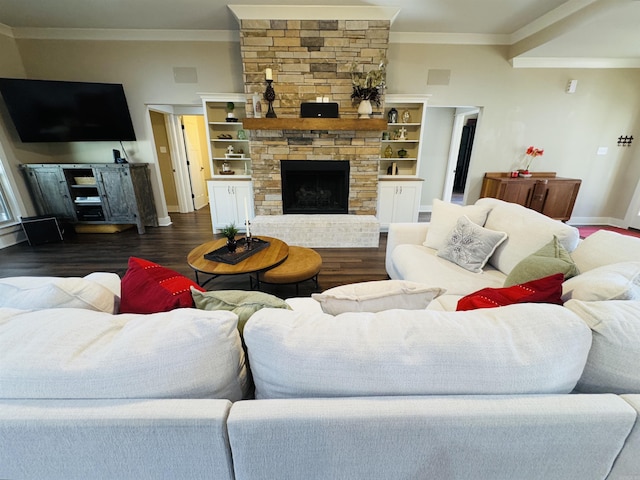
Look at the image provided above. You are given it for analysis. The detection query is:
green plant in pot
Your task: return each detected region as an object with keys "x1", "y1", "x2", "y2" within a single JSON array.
[
  {"x1": 221, "y1": 223, "x2": 239, "y2": 252},
  {"x1": 226, "y1": 102, "x2": 236, "y2": 121}
]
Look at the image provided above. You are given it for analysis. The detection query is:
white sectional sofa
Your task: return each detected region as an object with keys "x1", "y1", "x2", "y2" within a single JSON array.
[{"x1": 2, "y1": 207, "x2": 640, "y2": 479}]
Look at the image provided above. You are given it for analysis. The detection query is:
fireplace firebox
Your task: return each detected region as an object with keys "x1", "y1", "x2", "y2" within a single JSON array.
[{"x1": 281, "y1": 160, "x2": 349, "y2": 214}]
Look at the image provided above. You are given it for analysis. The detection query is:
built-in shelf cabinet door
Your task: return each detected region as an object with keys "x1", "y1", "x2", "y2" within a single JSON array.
[
  {"x1": 377, "y1": 180, "x2": 422, "y2": 229},
  {"x1": 207, "y1": 179, "x2": 254, "y2": 233}
]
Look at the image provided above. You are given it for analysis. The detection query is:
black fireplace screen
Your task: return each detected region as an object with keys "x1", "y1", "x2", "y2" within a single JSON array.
[{"x1": 281, "y1": 160, "x2": 349, "y2": 214}]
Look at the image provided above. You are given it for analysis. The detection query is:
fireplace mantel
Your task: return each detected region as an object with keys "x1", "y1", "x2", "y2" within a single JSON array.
[{"x1": 243, "y1": 118, "x2": 387, "y2": 131}]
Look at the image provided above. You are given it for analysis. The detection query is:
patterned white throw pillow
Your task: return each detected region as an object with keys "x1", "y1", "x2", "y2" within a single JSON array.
[{"x1": 437, "y1": 216, "x2": 507, "y2": 273}]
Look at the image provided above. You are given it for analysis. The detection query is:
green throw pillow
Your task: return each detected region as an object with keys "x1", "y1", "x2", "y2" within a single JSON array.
[
  {"x1": 504, "y1": 236, "x2": 579, "y2": 287},
  {"x1": 191, "y1": 288, "x2": 291, "y2": 334}
]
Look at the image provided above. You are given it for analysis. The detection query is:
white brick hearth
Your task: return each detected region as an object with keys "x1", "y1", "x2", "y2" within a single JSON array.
[{"x1": 251, "y1": 215, "x2": 379, "y2": 248}]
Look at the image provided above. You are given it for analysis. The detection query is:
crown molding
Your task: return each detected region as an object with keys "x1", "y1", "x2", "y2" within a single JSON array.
[
  {"x1": 390, "y1": 31, "x2": 510, "y2": 45},
  {"x1": 228, "y1": 5, "x2": 401, "y2": 23},
  {"x1": 0, "y1": 23, "x2": 14, "y2": 38},
  {"x1": 511, "y1": 56, "x2": 640, "y2": 68},
  {"x1": 10, "y1": 27, "x2": 238, "y2": 42}
]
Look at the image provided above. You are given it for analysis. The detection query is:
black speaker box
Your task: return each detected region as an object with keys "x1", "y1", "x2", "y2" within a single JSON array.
[
  {"x1": 300, "y1": 102, "x2": 339, "y2": 118},
  {"x1": 20, "y1": 216, "x2": 64, "y2": 246}
]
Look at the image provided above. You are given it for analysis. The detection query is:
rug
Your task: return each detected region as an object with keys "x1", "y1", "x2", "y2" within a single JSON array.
[{"x1": 576, "y1": 225, "x2": 640, "y2": 239}]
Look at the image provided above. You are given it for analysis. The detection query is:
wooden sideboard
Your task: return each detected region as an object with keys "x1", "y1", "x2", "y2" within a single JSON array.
[{"x1": 480, "y1": 172, "x2": 581, "y2": 221}]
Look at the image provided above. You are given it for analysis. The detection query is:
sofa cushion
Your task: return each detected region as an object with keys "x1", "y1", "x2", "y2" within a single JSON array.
[
  {"x1": 562, "y1": 262, "x2": 640, "y2": 302},
  {"x1": 457, "y1": 273, "x2": 564, "y2": 311},
  {"x1": 475, "y1": 198, "x2": 580, "y2": 275},
  {"x1": 311, "y1": 280, "x2": 445, "y2": 315},
  {"x1": 392, "y1": 244, "x2": 506, "y2": 296},
  {"x1": 423, "y1": 198, "x2": 492, "y2": 249},
  {"x1": 0, "y1": 307, "x2": 248, "y2": 401},
  {"x1": 120, "y1": 257, "x2": 205, "y2": 314},
  {"x1": 0, "y1": 276, "x2": 117, "y2": 314},
  {"x1": 570, "y1": 230, "x2": 640, "y2": 273},
  {"x1": 504, "y1": 236, "x2": 578, "y2": 286},
  {"x1": 437, "y1": 216, "x2": 507, "y2": 273},
  {"x1": 244, "y1": 304, "x2": 591, "y2": 399},
  {"x1": 565, "y1": 299, "x2": 640, "y2": 394},
  {"x1": 191, "y1": 288, "x2": 291, "y2": 334}
]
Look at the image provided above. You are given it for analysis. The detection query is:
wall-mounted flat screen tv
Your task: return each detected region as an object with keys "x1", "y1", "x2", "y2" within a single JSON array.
[{"x1": 0, "y1": 78, "x2": 136, "y2": 143}]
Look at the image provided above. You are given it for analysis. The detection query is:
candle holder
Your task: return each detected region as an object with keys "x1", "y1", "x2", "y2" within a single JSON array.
[
  {"x1": 264, "y1": 80, "x2": 277, "y2": 118},
  {"x1": 245, "y1": 221, "x2": 252, "y2": 249}
]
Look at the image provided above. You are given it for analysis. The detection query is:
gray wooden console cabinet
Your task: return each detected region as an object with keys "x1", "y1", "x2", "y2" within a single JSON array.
[{"x1": 21, "y1": 163, "x2": 158, "y2": 234}]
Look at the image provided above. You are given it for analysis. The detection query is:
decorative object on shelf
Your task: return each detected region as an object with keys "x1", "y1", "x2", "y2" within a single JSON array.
[
  {"x1": 357, "y1": 99, "x2": 373, "y2": 119},
  {"x1": 398, "y1": 126, "x2": 407, "y2": 140},
  {"x1": 398, "y1": 148, "x2": 408, "y2": 158},
  {"x1": 384, "y1": 145, "x2": 393, "y2": 158},
  {"x1": 222, "y1": 161, "x2": 232, "y2": 173},
  {"x1": 388, "y1": 107, "x2": 398, "y2": 124},
  {"x1": 221, "y1": 223, "x2": 239, "y2": 253},
  {"x1": 263, "y1": 69, "x2": 277, "y2": 118},
  {"x1": 237, "y1": 129, "x2": 247, "y2": 140},
  {"x1": 382, "y1": 131, "x2": 390, "y2": 140},
  {"x1": 226, "y1": 102, "x2": 236, "y2": 122},
  {"x1": 227, "y1": 145, "x2": 234, "y2": 155},
  {"x1": 402, "y1": 109, "x2": 411, "y2": 123},
  {"x1": 252, "y1": 93, "x2": 262, "y2": 118},
  {"x1": 519, "y1": 145, "x2": 544, "y2": 177},
  {"x1": 350, "y1": 56, "x2": 386, "y2": 116}
]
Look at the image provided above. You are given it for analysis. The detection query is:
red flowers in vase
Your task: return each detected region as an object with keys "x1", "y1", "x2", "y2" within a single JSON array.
[{"x1": 524, "y1": 146, "x2": 544, "y2": 172}]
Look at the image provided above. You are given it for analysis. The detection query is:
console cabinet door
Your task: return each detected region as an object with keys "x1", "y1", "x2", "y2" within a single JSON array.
[
  {"x1": 21, "y1": 166, "x2": 76, "y2": 220},
  {"x1": 93, "y1": 166, "x2": 138, "y2": 222}
]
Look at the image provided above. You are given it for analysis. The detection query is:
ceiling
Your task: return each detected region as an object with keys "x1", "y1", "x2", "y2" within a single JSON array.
[{"x1": 1, "y1": 0, "x2": 639, "y2": 68}]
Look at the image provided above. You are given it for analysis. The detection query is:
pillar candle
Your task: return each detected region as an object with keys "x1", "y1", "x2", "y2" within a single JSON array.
[
  {"x1": 265, "y1": 68, "x2": 273, "y2": 81},
  {"x1": 244, "y1": 197, "x2": 250, "y2": 235}
]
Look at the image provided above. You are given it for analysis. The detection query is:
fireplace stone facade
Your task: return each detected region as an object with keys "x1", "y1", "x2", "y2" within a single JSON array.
[{"x1": 235, "y1": 17, "x2": 391, "y2": 216}]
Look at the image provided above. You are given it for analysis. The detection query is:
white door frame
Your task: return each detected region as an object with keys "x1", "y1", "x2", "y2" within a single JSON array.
[
  {"x1": 147, "y1": 104, "x2": 204, "y2": 214},
  {"x1": 624, "y1": 176, "x2": 640, "y2": 229},
  {"x1": 442, "y1": 107, "x2": 481, "y2": 203}
]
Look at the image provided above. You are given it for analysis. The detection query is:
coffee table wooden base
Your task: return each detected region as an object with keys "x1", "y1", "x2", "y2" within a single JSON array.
[{"x1": 187, "y1": 236, "x2": 289, "y2": 288}]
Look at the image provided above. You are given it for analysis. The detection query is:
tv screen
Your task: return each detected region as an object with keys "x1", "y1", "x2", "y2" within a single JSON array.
[{"x1": 0, "y1": 78, "x2": 136, "y2": 143}]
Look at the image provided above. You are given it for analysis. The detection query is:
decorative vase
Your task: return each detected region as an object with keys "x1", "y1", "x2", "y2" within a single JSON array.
[
  {"x1": 226, "y1": 238, "x2": 237, "y2": 252},
  {"x1": 388, "y1": 107, "x2": 398, "y2": 124},
  {"x1": 358, "y1": 99, "x2": 373, "y2": 119}
]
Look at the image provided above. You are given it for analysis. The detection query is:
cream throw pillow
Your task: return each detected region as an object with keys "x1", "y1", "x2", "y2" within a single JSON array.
[
  {"x1": 562, "y1": 262, "x2": 640, "y2": 302},
  {"x1": 423, "y1": 199, "x2": 492, "y2": 250},
  {"x1": 312, "y1": 280, "x2": 445, "y2": 315},
  {"x1": 0, "y1": 276, "x2": 117, "y2": 313}
]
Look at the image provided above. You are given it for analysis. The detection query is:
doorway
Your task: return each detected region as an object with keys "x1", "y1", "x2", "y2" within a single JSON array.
[
  {"x1": 147, "y1": 106, "x2": 211, "y2": 213},
  {"x1": 442, "y1": 108, "x2": 480, "y2": 205}
]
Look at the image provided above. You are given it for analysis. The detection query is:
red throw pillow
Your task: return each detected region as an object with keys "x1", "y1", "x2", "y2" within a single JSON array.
[
  {"x1": 456, "y1": 273, "x2": 564, "y2": 311},
  {"x1": 120, "y1": 257, "x2": 205, "y2": 314}
]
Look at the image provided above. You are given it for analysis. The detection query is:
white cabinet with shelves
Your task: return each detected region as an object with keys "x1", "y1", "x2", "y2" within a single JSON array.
[
  {"x1": 379, "y1": 94, "x2": 429, "y2": 178},
  {"x1": 377, "y1": 180, "x2": 423, "y2": 229},
  {"x1": 207, "y1": 179, "x2": 254, "y2": 233},
  {"x1": 201, "y1": 94, "x2": 252, "y2": 179}
]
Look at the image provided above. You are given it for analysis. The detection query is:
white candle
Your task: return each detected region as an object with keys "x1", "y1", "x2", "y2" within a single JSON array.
[
  {"x1": 244, "y1": 197, "x2": 250, "y2": 235},
  {"x1": 265, "y1": 68, "x2": 273, "y2": 81}
]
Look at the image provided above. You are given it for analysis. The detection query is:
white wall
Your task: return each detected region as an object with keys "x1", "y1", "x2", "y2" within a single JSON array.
[
  {"x1": 1, "y1": 36, "x2": 639, "y2": 224},
  {"x1": 418, "y1": 107, "x2": 455, "y2": 206},
  {"x1": 387, "y1": 43, "x2": 640, "y2": 221}
]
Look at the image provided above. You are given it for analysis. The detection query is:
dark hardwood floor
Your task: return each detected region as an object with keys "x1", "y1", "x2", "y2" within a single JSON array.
[{"x1": 0, "y1": 208, "x2": 389, "y2": 298}]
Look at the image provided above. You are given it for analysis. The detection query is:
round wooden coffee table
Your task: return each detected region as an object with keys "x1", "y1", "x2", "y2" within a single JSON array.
[{"x1": 187, "y1": 236, "x2": 289, "y2": 288}]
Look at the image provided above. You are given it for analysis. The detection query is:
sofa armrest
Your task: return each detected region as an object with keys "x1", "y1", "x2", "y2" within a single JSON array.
[{"x1": 385, "y1": 223, "x2": 430, "y2": 278}]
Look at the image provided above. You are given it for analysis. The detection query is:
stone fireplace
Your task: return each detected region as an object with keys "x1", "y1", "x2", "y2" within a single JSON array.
[{"x1": 229, "y1": 6, "x2": 396, "y2": 217}]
